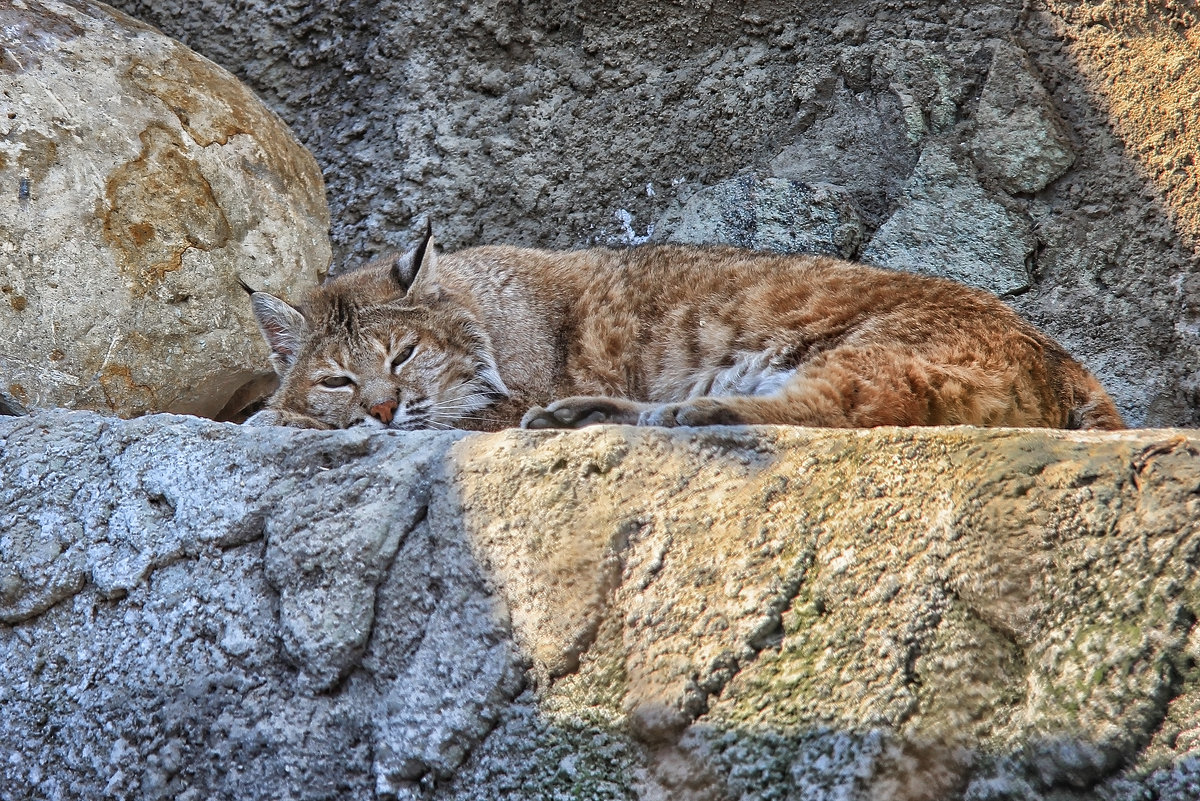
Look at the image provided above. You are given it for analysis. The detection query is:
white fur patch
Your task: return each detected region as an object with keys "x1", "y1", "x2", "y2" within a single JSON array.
[{"x1": 686, "y1": 351, "x2": 797, "y2": 399}]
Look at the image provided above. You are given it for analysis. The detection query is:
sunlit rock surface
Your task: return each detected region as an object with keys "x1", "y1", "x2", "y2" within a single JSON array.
[{"x1": 2, "y1": 411, "x2": 1198, "y2": 800}]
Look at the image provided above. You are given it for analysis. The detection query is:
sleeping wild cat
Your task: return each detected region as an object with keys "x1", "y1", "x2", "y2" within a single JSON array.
[{"x1": 243, "y1": 227, "x2": 1124, "y2": 432}]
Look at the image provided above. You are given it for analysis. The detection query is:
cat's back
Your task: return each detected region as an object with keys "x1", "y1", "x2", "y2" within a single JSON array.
[{"x1": 447, "y1": 243, "x2": 1001, "y2": 315}]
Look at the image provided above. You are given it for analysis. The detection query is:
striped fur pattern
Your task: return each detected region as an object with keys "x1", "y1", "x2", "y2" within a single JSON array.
[{"x1": 245, "y1": 235, "x2": 1124, "y2": 432}]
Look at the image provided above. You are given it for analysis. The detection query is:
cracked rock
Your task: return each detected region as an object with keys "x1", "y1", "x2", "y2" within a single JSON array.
[
  {"x1": 3, "y1": 412, "x2": 1200, "y2": 800},
  {"x1": 0, "y1": 0, "x2": 329, "y2": 419},
  {"x1": 970, "y1": 42, "x2": 1077, "y2": 196}
]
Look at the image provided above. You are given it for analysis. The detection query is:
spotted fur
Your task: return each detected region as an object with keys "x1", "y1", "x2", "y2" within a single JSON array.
[{"x1": 245, "y1": 233, "x2": 1124, "y2": 432}]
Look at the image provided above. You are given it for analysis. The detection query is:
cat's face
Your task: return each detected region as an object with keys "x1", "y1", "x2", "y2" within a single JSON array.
[{"x1": 247, "y1": 231, "x2": 508, "y2": 430}]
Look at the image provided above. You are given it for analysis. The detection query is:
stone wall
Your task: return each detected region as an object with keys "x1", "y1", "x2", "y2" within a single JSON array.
[
  {"x1": 3, "y1": 412, "x2": 1199, "y2": 800},
  {"x1": 107, "y1": 0, "x2": 1200, "y2": 426}
]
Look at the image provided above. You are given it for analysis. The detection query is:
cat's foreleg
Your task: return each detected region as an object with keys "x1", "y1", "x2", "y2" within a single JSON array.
[
  {"x1": 520, "y1": 393, "x2": 837, "y2": 429},
  {"x1": 521, "y1": 396, "x2": 654, "y2": 429}
]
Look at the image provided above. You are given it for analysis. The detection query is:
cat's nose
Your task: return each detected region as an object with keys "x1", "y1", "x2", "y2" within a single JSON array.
[{"x1": 369, "y1": 398, "x2": 399, "y2": 424}]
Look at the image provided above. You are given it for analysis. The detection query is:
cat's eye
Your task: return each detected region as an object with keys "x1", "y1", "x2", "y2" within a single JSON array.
[
  {"x1": 319, "y1": 375, "x2": 354, "y2": 389},
  {"x1": 390, "y1": 345, "x2": 416, "y2": 372}
]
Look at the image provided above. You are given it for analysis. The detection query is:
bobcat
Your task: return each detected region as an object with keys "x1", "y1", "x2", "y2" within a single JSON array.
[{"x1": 243, "y1": 228, "x2": 1124, "y2": 432}]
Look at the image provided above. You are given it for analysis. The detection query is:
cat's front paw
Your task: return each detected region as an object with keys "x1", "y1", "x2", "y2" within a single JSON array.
[
  {"x1": 639, "y1": 399, "x2": 745, "y2": 427},
  {"x1": 521, "y1": 396, "x2": 644, "y2": 429}
]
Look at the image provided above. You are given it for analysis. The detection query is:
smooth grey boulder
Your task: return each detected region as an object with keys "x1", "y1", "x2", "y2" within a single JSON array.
[
  {"x1": 3, "y1": 410, "x2": 1199, "y2": 800},
  {"x1": 0, "y1": 0, "x2": 329, "y2": 420}
]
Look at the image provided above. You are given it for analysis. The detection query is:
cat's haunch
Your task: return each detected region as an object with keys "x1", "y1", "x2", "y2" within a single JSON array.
[{"x1": 243, "y1": 233, "x2": 1124, "y2": 432}]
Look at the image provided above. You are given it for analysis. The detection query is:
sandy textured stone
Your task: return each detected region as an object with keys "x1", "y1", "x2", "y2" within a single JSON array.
[
  {"x1": 0, "y1": 0, "x2": 329, "y2": 419},
  {"x1": 2, "y1": 410, "x2": 1199, "y2": 800},
  {"x1": 862, "y1": 145, "x2": 1035, "y2": 295}
]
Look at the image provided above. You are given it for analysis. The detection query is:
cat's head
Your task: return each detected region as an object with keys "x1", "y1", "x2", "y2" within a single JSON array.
[{"x1": 245, "y1": 228, "x2": 509, "y2": 430}]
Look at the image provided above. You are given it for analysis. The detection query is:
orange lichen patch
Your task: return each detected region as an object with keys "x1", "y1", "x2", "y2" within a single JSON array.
[
  {"x1": 125, "y1": 48, "x2": 326, "y2": 220},
  {"x1": 7, "y1": 383, "x2": 28, "y2": 404},
  {"x1": 49, "y1": 349, "x2": 65, "y2": 361},
  {"x1": 102, "y1": 124, "x2": 231, "y2": 294},
  {"x1": 9, "y1": 295, "x2": 27, "y2": 311},
  {"x1": 1052, "y1": 3, "x2": 1200, "y2": 245},
  {"x1": 128, "y1": 222, "x2": 155, "y2": 248},
  {"x1": 97, "y1": 363, "x2": 160, "y2": 415}
]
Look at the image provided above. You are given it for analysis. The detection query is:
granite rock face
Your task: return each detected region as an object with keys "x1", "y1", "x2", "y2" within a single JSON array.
[
  {"x1": 0, "y1": 0, "x2": 329, "y2": 420},
  {"x1": 107, "y1": 0, "x2": 1200, "y2": 427},
  {"x1": 3, "y1": 410, "x2": 1199, "y2": 800},
  {"x1": 968, "y1": 42, "x2": 1076, "y2": 196}
]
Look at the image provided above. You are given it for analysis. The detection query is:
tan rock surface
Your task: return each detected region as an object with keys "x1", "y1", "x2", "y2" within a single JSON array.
[
  {"x1": 0, "y1": 0, "x2": 329, "y2": 418},
  {"x1": 448, "y1": 424, "x2": 1200, "y2": 800}
]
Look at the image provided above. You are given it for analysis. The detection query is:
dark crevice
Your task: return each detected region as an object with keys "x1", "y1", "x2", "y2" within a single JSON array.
[
  {"x1": 691, "y1": 546, "x2": 817, "y2": 721},
  {"x1": 327, "y1": 501, "x2": 434, "y2": 699}
]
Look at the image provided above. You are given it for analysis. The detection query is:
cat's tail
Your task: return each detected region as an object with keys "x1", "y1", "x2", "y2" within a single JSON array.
[{"x1": 1070, "y1": 371, "x2": 1125, "y2": 430}]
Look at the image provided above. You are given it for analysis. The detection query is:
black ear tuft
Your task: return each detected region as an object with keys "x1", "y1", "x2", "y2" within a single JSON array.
[
  {"x1": 237, "y1": 278, "x2": 258, "y2": 296},
  {"x1": 392, "y1": 220, "x2": 434, "y2": 291}
]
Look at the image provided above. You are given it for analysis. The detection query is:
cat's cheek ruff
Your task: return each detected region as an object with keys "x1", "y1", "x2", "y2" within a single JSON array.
[{"x1": 476, "y1": 356, "x2": 509, "y2": 400}]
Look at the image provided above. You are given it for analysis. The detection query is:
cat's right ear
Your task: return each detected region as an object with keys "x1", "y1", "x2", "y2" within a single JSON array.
[
  {"x1": 391, "y1": 220, "x2": 435, "y2": 293},
  {"x1": 245, "y1": 288, "x2": 308, "y2": 376}
]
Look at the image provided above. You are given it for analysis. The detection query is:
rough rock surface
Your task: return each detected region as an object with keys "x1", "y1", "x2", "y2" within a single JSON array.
[
  {"x1": 3, "y1": 410, "x2": 1199, "y2": 800},
  {"x1": 0, "y1": 0, "x2": 330, "y2": 419},
  {"x1": 861, "y1": 145, "x2": 1035, "y2": 296},
  {"x1": 659, "y1": 177, "x2": 863, "y2": 258},
  {"x1": 108, "y1": 0, "x2": 1200, "y2": 426}
]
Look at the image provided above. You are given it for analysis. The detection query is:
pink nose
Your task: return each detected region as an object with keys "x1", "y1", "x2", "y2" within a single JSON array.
[{"x1": 369, "y1": 399, "x2": 398, "y2": 424}]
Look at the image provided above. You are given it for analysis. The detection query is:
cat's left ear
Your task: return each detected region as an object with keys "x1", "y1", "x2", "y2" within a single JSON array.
[
  {"x1": 241, "y1": 281, "x2": 308, "y2": 376},
  {"x1": 391, "y1": 220, "x2": 439, "y2": 295}
]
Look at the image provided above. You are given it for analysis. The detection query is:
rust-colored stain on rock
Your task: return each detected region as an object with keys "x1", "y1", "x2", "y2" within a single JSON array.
[
  {"x1": 127, "y1": 222, "x2": 155, "y2": 247},
  {"x1": 126, "y1": 51, "x2": 326, "y2": 219},
  {"x1": 102, "y1": 124, "x2": 231, "y2": 294},
  {"x1": 97, "y1": 363, "x2": 159, "y2": 413},
  {"x1": 9, "y1": 295, "x2": 27, "y2": 311}
]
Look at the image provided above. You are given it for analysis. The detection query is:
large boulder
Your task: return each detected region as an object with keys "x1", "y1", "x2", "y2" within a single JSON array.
[
  {"x1": 2, "y1": 411, "x2": 1199, "y2": 800},
  {"x1": 0, "y1": 0, "x2": 329, "y2": 419}
]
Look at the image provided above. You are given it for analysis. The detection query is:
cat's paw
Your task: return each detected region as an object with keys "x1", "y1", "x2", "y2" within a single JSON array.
[
  {"x1": 639, "y1": 399, "x2": 744, "y2": 427},
  {"x1": 521, "y1": 396, "x2": 644, "y2": 429}
]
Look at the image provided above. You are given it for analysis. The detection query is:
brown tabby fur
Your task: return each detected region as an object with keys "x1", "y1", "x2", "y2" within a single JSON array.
[{"x1": 245, "y1": 234, "x2": 1124, "y2": 433}]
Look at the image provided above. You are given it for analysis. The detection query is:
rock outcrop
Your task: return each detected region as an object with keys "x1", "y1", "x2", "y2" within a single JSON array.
[
  {"x1": 108, "y1": 0, "x2": 1200, "y2": 427},
  {"x1": 0, "y1": 0, "x2": 330, "y2": 419},
  {"x1": 3, "y1": 411, "x2": 1198, "y2": 800}
]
